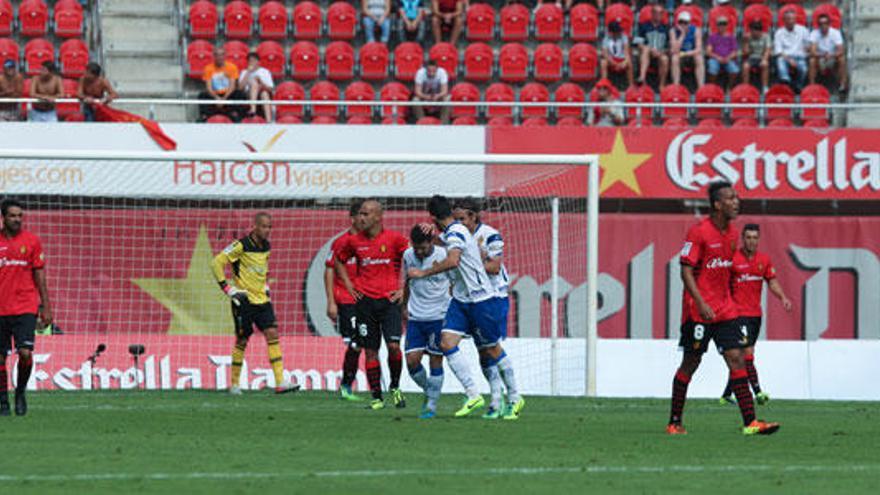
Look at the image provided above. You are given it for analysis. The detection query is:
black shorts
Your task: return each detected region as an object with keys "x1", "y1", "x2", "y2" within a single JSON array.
[
  {"x1": 337, "y1": 303, "x2": 357, "y2": 343},
  {"x1": 678, "y1": 318, "x2": 748, "y2": 355},
  {"x1": 0, "y1": 314, "x2": 37, "y2": 354},
  {"x1": 232, "y1": 301, "x2": 277, "y2": 339},
  {"x1": 355, "y1": 296, "x2": 402, "y2": 351},
  {"x1": 738, "y1": 316, "x2": 762, "y2": 347}
]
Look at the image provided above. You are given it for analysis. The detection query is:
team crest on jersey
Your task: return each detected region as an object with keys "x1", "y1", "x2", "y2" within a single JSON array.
[
  {"x1": 758, "y1": 263, "x2": 764, "y2": 272},
  {"x1": 380, "y1": 244, "x2": 386, "y2": 253},
  {"x1": 20, "y1": 246, "x2": 26, "y2": 254}
]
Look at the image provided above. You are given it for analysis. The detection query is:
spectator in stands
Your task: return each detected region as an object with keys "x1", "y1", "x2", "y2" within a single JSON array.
[
  {"x1": 77, "y1": 63, "x2": 118, "y2": 122},
  {"x1": 199, "y1": 46, "x2": 245, "y2": 122},
  {"x1": 601, "y1": 21, "x2": 634, "y2": 88},
  {"x1": 0, "y1": 60, "x2": 23, "y2": 122},
  {"x1": 592, "y1": 78, "x2": 624, "y2": 127},
  {"x1": 742, "y1": 20, "x2": 771, "y2": 93},
  {"x1": 28, "y1": 61, "x2": 63, "y2": 122},
  {"x1": 432, "y1": 0, "x2": 465, "y2": 46},
  {"x1": 706, "y1": 16, "x2": 739, "y2": 88},
  {"x1": 362, "y1": 0, "x2": 392, "y2": 44},
  {"x1": 809, "y1": 14, "x2": 846, "y2": 94},
  {"x1": 670, "y1": 10, "x2": 705, "y2": 88},
  {"x1": 636, "y1": 4, "x2": 670, "y2": 88},
  {"x1": 413, "y1": 60, "x2": 451, "y2": 124},
  {"x1": 774, "y1": 10, "x2": 809, "y2": 90},
  {"x1": 399, "y1": 0, "x2": 426, "y2": 43},
  {"x1": 238, "y1": 52, "x2": 274, "y2": 122}
]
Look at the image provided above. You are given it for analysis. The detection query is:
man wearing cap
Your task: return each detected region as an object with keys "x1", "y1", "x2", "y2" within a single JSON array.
[
  {"x1": 28, "y1": 61, "x2": 63, "y2": 123},
  {"x1": 706, "y1": 15, "x2": 739, "y2": 87},
  {"x1": 592, "y1": 78, "x2": 624, "y2": 127},
  {"x1": 0, "y1": 59, "x2": 23, "y2": 121},
  {"x1": 670, "y1": 10, "x2": 705, "y2": 87},
  {"x1": 601, "y1": 20, "x2": 634, "y2": 88},
  {"x1": 637, "y1": 4, "x2": 670, "y2": 88},
  {"x1": 742, "y1": 20, "x2": 771, "y2": 92},
  {"x1": 773, "y1": 10, "x2": 809, "y2": 90}
]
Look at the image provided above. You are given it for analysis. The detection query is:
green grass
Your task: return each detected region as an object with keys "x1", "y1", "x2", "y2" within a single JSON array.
[{"x1": 1, "y1": 391, "x2": 879, "y2": 494}]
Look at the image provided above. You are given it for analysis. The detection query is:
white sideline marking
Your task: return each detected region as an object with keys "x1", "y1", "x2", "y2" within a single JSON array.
[{"x1": 2, "y1": 465, "x2": 879, "y2": 483}]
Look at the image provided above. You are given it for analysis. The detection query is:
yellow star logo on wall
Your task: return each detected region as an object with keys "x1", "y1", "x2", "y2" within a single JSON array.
[
  {"x1": 598, "y1": 130, "x2": 652, "y2": 195},
  {"x1": 132, "y1": 225, "x2": 233, "y2": 335}
]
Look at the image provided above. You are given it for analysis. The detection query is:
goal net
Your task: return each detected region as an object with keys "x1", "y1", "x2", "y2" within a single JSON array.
[{"x1": 0, "y1": 149, "x2": 598, "y2": 397}]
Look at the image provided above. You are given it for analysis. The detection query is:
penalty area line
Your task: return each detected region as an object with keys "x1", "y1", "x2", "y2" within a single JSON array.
[{"x1": 3, "y1": 464, "x2": 880, "y2": 483}]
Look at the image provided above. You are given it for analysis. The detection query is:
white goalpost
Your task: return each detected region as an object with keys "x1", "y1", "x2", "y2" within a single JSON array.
[{"x1": 0, "y1": 149, "x2": 600, "y2": 397}]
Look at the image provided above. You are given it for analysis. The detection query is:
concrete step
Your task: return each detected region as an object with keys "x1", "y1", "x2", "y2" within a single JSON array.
[
  {"x1": 111, "y1": 78, "x2": 182, "y2": 97},
  {"x1": 114, "y1": 102, "x2": 188, "y2": 123},
  {"x1": 104, "y1": 58, "x2": 183, "y2": 82},
  {"x1": 850, "y1": 68, "x2": 880, "y2": 101},
  {"x1": 101, "y1": 17, "x2": 179, "y2": 42},
  {"x1": 101, "y1": 0, "x2": 176, "y2": 18},
  {"x1": 857, "y1": 0, "x2": 880, "y2": 22},
  {"x1": 845, "y1": 108, "x2": 880, "y2": 128},
  {"x1": 852, "y1": 42, "x2": 880, "y2": 62}
]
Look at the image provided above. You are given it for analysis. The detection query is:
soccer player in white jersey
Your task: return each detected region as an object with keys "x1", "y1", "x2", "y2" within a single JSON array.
[
  {"x1": 453, "y1": 198, "x2": 521, "y2": 420},
  {"x1": 402, "y1": 226, "x2": 451, "y2": 419}
]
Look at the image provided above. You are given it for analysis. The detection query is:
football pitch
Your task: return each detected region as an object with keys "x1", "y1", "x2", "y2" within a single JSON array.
[{"x1": 1, "y1": 391, "x2": 878, "y2": 494}]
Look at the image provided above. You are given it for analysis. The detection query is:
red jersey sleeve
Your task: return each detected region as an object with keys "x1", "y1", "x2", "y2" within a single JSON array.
[
  {"x1": 332, "y1": 233, "x2": 354, "y2": 264},
  {"x1": 30, "y1": 234, "x2": 45, "y2": 269},
  {"x1": 763, "y1": 255, "x2": 777, "y2": 281},
  {"x1": 326, "y1": 234, "x2": 346, "y2": 268},
  {"x1": 679, "y1": 224, "x2": 703, "y2": 267},
  {"x1": 395, "y1": 231, "x2": 409, "y2": 259}
]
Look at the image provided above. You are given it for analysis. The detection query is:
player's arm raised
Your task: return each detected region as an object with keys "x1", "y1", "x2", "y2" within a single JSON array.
[
  {"x1": 408, "y1": 248, "x2": 460, "y2": 279},
  {"x1": 211, "y1": 242, "x2": 247, "y2": 306}
]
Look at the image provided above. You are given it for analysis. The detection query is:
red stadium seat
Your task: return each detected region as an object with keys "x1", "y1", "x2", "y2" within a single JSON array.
[
  {"x1": 589, "y1": 81, "x2": 620, "y2": 102},
  {"x1": 393, "y1": 42, "x2": 423, "y2": 82},
  {"x1": 488, "y1": 116, "x2": 513, "y2": 127},
  {"x1": 605, "y1": 3, "x2": 634, "y2": 35},
  {"x1": 293, "y1": 1, "x2": 323, "y2": 40},
  {"x1": 520, "y1": 82, "x2": 549, "y2": 119},
  {"x1": 452, "y1": 116, "x2": 478, "y2": 125},
  {"x1": 0, "y1": 36, "x2": 19, "y2": 65},
  {"x1": 466, "y1": 4, "x2": 495, "y2": 42},
  {"x1": 499, "y1": 43, "x2": 528, "y2": 83},
  {"x1": 19, "y1": 0, "x2": 49, "y2": 37},
  {"x1": 325, "y1": 41, "x2": 355, "y2": 81},
  {"x1": 743, "y1": 4, "x2": 773, "y2": 33},
  {"x1": 557, "y1": 117, "x2": 585, "y2": 127},
  {"x1": 674, "y1": 5, "x2": 704, "y2": 28},
  {"x1": 223, "y1": 1, "x2": 253, "y2": 40},
  {"x1": 186, "y1": 40, "x2": 213, "y2": 79},
  {"x1": 258, "y1": 1, "x2": 288, "y2": 40},
  {"x1": 327, "y1": 2, "x2": 357, "y2": 41},
  {"x1": 729, "y1": 83, "x2": 760, "y2": 120},
  {"x1": 429, "y1": 42, "x2": 458, "y2": 80},
  {"x1": 450, "y1": 82, "x2": 480, "y2": 118},
  {"x1": 663, "y1": 117, "x2": 689, "y2": 128},
  {"x1": 660, "y1": 84, "x2": 691, "y2": 119},
  {"x1": 499, "y1": 3, "x2": 529, "y2": 42},
  {"x1": 274, "y1": 81, "x2": 306, "y2": 118},
  {"x1": 24, "y1": 37, "x2": 53, "y2": 76},
  {"x1": 344, "y1": 81, "x2": 375, "y2": 118},
  {"x1": 732, "y1": 118, "x2": 758, "y2": 128},
  {"x1": 0, "y1": 0, "x2": 12, "y2": 37},
  {"x1": 312, "y1": 115, "x2": 338, "y2": 124},
  {"x1": 206, "y1": 114, "x2": 233, "y2": 123},
  {"x1": 379, "y1": 82, "x2": 411, "y2": 118},
  {"x1": 256, "y1": 41, "x2": 285, "y2": 78},
  {"x1": 310, "y1": 80, "x2": 340, "y2": 117},
  {"x1": 803, "y1": 118, "x2": 830, "y2": 128},
  {"x1": 290, "y1": 41, "x2": 319, "y2": 80},
  {"x1": 417, "y1": 116, "x2": 442, "y2": 125},
  {"x1": 54, "y1": 0, "x2": 84, "y2": 38},
  {"x1": 59, "y1": 38, "x2": 88, "y2": 78},
  {"x1": 624, "y1": 83, "x2": 655, "y2": 122},
  {"x1": 628, "y1": 116, "x2": 653, "y2": 127},
  {"x1": 568, "y1": 43, "x2": 598, "y2": 82},
  {"x1": 189, "y1": 0, "x2": 219, "y2": 39},
  {"x1": 382, "y1": 116, "x2": 406, "y2": 125},
  {"x1": 800, "y1": 84, "x2": 831, "y2": 122},
  {"x1": 534, "y1": 4, "x2": 563, "y2": 42},
  {"x1": 534, "y1": 43, "x2": 562, "y2": 83},
  {"x1": 56, "y1": 78, "x2": 79, "y2": 119},
  {"x1": 778, "y1": 4, "x2": 807, "y2": 27},
  {"x1": 554, "y1": 83, "x2": 586, "y2": 118},
  {"x1": 242, "y1": 115, "x2": 267, "y2": 124},
  {"x1": 638, "y1": 5, "x2": 668, "y2": 24},
  {"x1": 485, "y1": 82, "x2": 514, "y2": 118},
  {"x1": 697, "y1": 118, "x2": 723, "y2": 128},
  {"x1": 695, "y1": 83, "x2": 725, "y2": 119},
  {"x1": 708, "y1": 5, "x2": 738, "y2": 34},
  {"x1": 569, "y1": 4, "x2": 599, "y2": 42},
  {"x1": 767, "y1": 117, "x2": 794, "y2": 128},
  {"x1": 223, "y1": 40, "x2": 249, "y2": 71},
  {"x1": 277, "y1": 114, "x2": 303, "y2": 124},
  {"x1": 347, "y1": 115, "x2": 372, "y2": 124},
  {"x1": 463, "y1": 42, "x2": 494, "y2": 82},
  {"x1": 812, "y1": 3, "x2": 842, "y2": 29},
  {"x1": 522, "y1": 117, "x2": 548, "y2": 127},
  {"x1": 359, "y1": 42, "x2": 389, "y2": 81},
  {"x1": 765, "y1": 83, "x2": 795, "y2": 119}
]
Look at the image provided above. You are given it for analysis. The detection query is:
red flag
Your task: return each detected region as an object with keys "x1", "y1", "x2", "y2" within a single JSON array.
[{"x1": 92, "y1": 104, "x2": 177, "y2": 151}]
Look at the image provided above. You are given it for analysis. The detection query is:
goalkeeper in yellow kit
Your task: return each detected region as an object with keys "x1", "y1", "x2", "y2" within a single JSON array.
[{"x1": 211, "y1": 212, "x2": 299, "y2": 395}]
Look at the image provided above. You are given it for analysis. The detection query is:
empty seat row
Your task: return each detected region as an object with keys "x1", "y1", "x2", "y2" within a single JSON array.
[
  {"x1": 189, "y1": 0, "x2": 357, "y2": 41},
  {"x1": 0, "y1": 0, "x2": 84, "y2": 38},
  {"x1": 0, "y1": 37, "x2": 88, "y2": 77}
]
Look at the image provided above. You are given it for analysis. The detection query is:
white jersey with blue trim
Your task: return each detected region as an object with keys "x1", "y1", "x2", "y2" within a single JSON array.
[
  {"x1": 403, "y1": 246, "x2": 451, "y2": 321},
  {"x1": 474, "y1": 222, "x2": 510, "y2": 298},
  {"x1": 440, "y1": 222, "x2": 496, "y2": 303}
]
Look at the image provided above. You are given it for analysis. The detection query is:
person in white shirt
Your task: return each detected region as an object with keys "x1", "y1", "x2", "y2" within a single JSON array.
[
  {"x1": 808, "y1": 14, "x2": 846, "y2": 92},
  {"x1": 773, "y1": 10, "x2": 809, "y2": 89},
  {"x1": 601, "y1": 20, "x2": 634, "y2": 88},
  {"x1": 238, "y1": 52, "x2": 274, "y2": 121},
  {"x1": 413, "y1": 60, "x2": 450, "y2": 124},
  {"x1": 402, "y1": 226, "x2": 451, "y2": 419}
]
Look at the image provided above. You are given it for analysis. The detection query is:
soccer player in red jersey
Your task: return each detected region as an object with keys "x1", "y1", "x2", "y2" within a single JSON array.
[
  {"x1": 333, "y1": 200, "x2": 409, "y2": 410},
  {"x1": 0, "y1": 199, "x2": 53, "y2": 416},
  {"x1": 667, "y1": 182, "x2": 780, "y2": 436},
  {"x1": 720, "y1": 223, "x2": 792, "y2": 405},
  {"x1": 324, "y1": 200, "x2": 365, "y2": 401}
]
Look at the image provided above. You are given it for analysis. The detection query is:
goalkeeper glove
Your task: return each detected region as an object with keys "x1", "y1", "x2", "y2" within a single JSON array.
[{"x1": 222, "y1": 283, "x2": 248, "y2": 306}]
